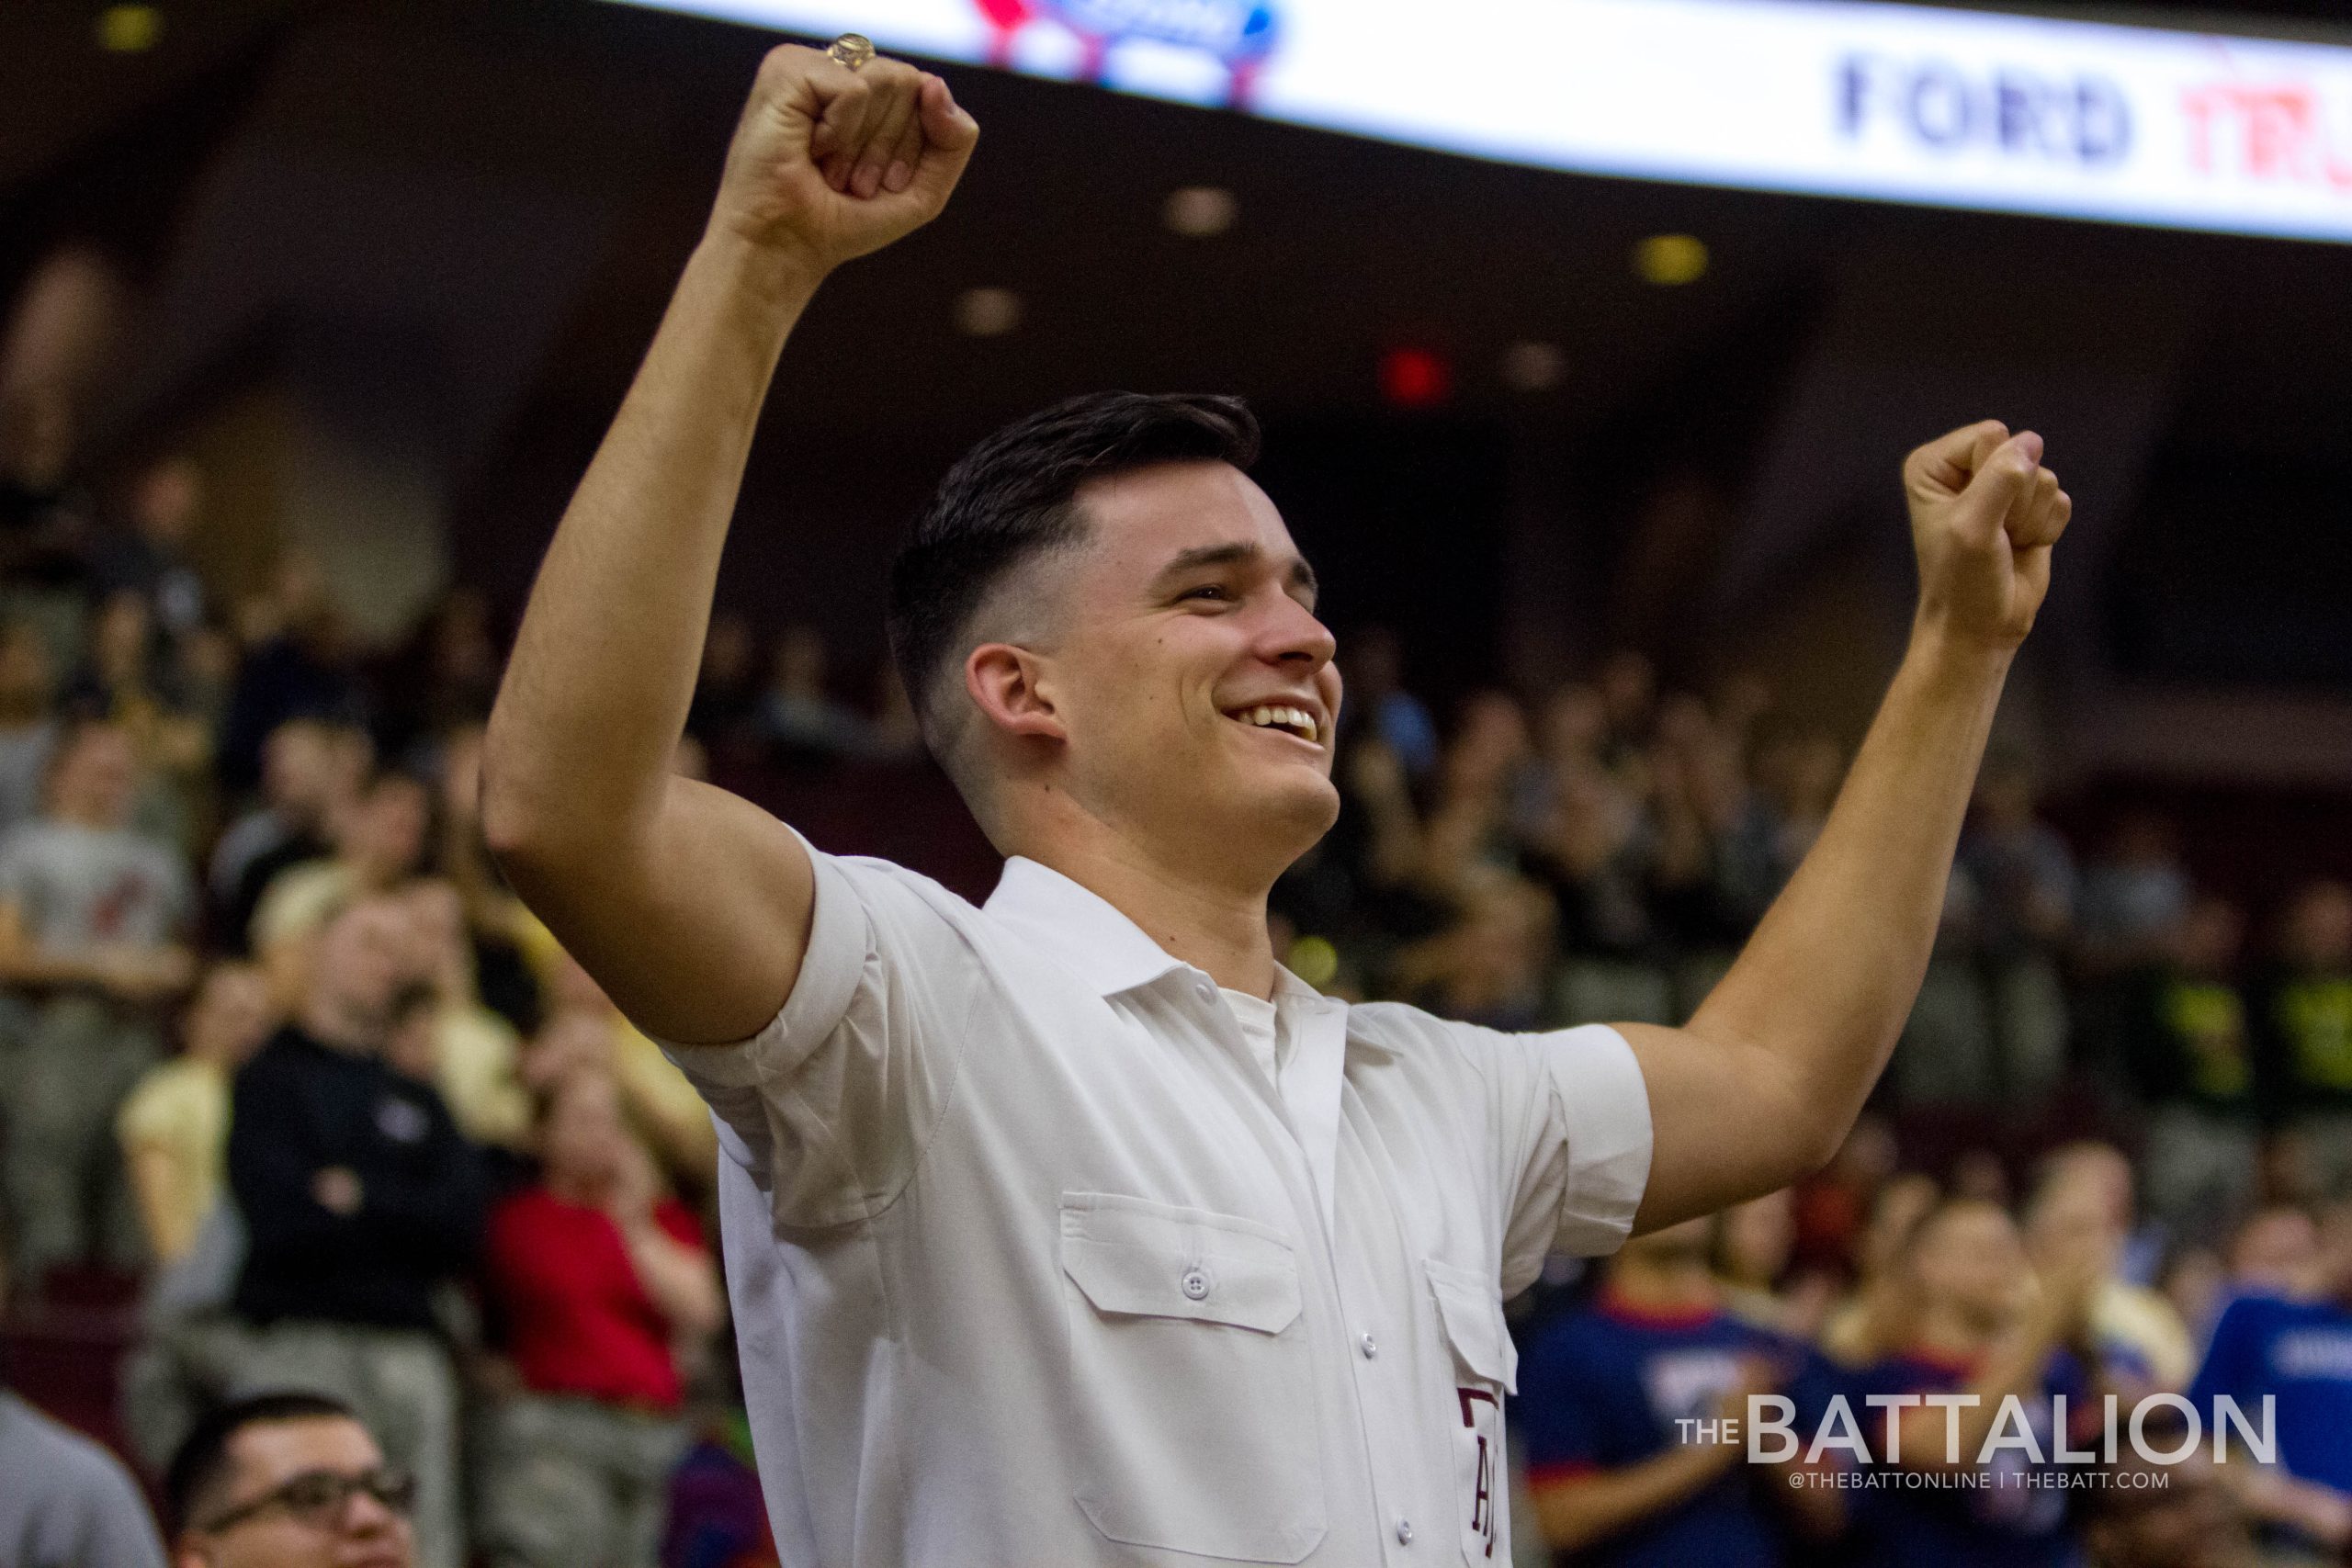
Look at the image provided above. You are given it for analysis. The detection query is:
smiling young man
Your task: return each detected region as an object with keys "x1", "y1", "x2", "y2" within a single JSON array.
[{"x1": 482, "y1": 39, "x2": 2072, "y2": 1568}]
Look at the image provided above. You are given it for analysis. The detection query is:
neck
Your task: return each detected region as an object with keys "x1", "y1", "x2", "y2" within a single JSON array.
[
  {"x1": 1019, "y1": 818, "x2": 1282, "y2": 998},
  {"x1": 1608, "y1": 1253, "x2": 1720, "y2": 1312},
  {"x1": 546, "y1": 1168, "x2": 600, "y2": 1206},
  {"x1": 300, "y1": 997, "x2": 380, "y2": 1055},
  {"x1": 185, "y1": 1038, "x2": 238, "y2": 1070},
  {"x1": 1914, "y1": 1301, "x2": 1996, "y2": 1359}
]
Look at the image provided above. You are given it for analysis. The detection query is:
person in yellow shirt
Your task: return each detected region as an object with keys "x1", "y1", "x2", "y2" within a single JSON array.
[
  {"x1": 249, "y1": 773, "x2": 427, "y2": 1005},
  {"x1": 534, "y1": 951, "x2": 716, "y2": 1199},
  {"x1": 399, "y1": 877, "x2": 530, "y2": 1150},
  {"x1": 115, "y1": 962, "x2": 275, "y2": 1264}
]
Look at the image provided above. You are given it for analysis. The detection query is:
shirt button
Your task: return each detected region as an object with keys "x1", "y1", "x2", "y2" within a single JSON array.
[
  {"x1": 1396, "y1": 1518, "x2": 1414, "y2": 1545},
  {"x1": 1181, "y1": 1268, "x2": 1210, "y2": 1301},
  {"x1": 1359, "y1": 1333, "x2": 1378, "y2": 1359}
]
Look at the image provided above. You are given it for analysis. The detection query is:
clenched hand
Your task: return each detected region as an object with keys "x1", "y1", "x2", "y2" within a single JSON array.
[
  {"x1": 707, "y1": 42, "x2": 980, "y2": 279},
  {"x1": 1904, "y1": 421, "x2": 2072, "y2": 652}
]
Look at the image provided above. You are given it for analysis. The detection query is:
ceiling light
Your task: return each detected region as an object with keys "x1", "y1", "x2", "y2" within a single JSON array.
[
  {"x1": 1500, "y1": 341, "x2": 1566, "y2": 392},
  {"x1": 955, "y1": 287, "x2": 1023, "y2": 337},
  {"x1": 1163, "y1": 186, "x2": 1238, "y2": 238},
  {"x1": 1378, "y1": 347, "x2": 1452, "y2": 410},
  {"x1": 97, "y1": 4, "x2": 163, "y2": 51},
  {"x1": 1634, "y1": 234, "x2": 1710, "y2": 287}
]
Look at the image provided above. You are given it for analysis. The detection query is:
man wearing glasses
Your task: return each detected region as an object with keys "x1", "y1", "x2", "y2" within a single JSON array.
[{"x1": 164, "y1": 1392, "x2": 414, "y2": 1568}]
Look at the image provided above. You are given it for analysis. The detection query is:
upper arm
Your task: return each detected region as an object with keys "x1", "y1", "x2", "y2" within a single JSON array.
[
  {"x1": 1476, "y1": 1021, "x2": 1653, "y2": 1290},
  {"x1": 493, "y1": 773, "x2": 816, "y2": 1046},
  {"x1": 642, "y1": 837, "x2": 982, "y2": 1229},
  {"x1": 1617, "y1": 1021, "x2": 1831, "y2": 1234},
  {"x1": 123, "y1": 1144, "x2": 186, "y2": 1251}
]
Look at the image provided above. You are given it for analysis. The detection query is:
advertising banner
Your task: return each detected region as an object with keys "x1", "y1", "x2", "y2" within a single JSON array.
[{"x1": 608, "y1": 0, "x2": 2352, "y2": 242}]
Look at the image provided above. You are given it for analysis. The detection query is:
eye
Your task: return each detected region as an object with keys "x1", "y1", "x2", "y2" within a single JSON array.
[{"x1": 1179, "y1": 584, "x2": 1234, "y2": 604}]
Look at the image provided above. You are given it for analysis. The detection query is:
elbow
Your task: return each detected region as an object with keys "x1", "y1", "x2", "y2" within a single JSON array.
[
  {"x1": 476, "y1": 726, "x2": 543, "y2": 869},
  {"x1": 477, "y1": 726, "x2": 585, "y2": 886},
  {"x1": 1791, "y1": 1109, "x2": 1851, "y2": 1184},
  {"x1": 478, "y1": 716, "x2": 652, "y2": 885},
  {"x1": 1747, "y1": 1063, "x2": 1852, "y2": 1193}
]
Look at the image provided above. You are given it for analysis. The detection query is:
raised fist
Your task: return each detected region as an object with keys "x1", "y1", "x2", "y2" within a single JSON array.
[
  {"x1": 708, "y1": 43, "x2": 979, "y2": 277},
  {"x1": 1903, "y1": 421, "x2": 2072, "y2": 652}
]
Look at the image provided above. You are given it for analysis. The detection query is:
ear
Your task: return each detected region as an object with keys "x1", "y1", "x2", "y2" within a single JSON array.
[{"x1": 965, "y1": 643, "x2": 1067, "y2": 745}]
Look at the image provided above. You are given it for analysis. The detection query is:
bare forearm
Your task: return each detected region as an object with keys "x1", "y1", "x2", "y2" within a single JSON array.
[
  {"x1": 624, "y1": 1224, "x2": 724, "y2": 1338},
  {"x1": 1896, "y1": 1316, "x2": 2068, "y2": 1470},
  {"x1": 1695, "y1": 631, "x2": 2010, "y2": 1155},
  {"x1": 126, "y1": 1145, "x2": 196, "y2": 1260},
  {"x1": 485, "y1": 235, "x2": 820, "y2": 844},
  {"x1": 0, "y1": 949, "x2": 110, "y2": 987},
  {"x1": 1533, "y1": 1443, "x2": 1741, "y2": 1552}
]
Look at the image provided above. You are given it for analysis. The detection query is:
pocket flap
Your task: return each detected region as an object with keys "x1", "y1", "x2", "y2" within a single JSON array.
[
  {"x1": 1060, "y1": 1192, "x2": 1301, "y2": 1335},
  {"x1": 1425, "y1": 1258, "x2": 1518, "y2": 1393}
]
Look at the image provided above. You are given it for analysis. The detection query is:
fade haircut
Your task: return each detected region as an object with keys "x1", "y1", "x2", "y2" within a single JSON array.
[
  {"x1": 164, "y1": 1390, "x2": 362, "y2": 1532},
  {"x1": 887, "y1": 391, "x2": 1261, "y2": 766}
]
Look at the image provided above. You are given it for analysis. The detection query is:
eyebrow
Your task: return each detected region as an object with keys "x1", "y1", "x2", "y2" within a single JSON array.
[{"x1": 1151, "y1": 542, "x2": 1319, "y2": 600}]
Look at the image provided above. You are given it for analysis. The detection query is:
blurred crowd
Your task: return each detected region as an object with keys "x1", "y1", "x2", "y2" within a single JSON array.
[
  {"x1": 5, "y1": 432, "x2": 2352, "y2": 1568},
  {"x1": 0, "y1": 434, "x2": 763, "y2": 1568},
  {"x1": 1261, "y1": 641, "x2": 2352, "y2": 1567}
]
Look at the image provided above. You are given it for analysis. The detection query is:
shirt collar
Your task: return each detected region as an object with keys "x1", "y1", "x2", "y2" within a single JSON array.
[
  {"x1": 984, "y1": 856, "x2": 1191, "y2": 998},
  {"x1": 982, "y1": 856, "x2": 1326, "y2": 1008}
]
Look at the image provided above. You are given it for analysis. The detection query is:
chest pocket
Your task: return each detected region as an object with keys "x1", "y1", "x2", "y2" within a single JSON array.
[
  {"x1": 1427, "y1": 1258, "x2": 1517, "y2": 1564},
  {"x1": 1059, "y1": 1191, "x2": 1325, "y2": 1563}
]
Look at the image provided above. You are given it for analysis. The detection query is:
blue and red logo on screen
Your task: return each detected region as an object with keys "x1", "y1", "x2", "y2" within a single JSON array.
[{"x1": 974, "y1": 0, "x2": 1282, "y2": 106}]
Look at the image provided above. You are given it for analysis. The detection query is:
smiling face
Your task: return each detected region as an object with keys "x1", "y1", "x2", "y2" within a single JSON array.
[{"x1": 971, "y1": 460, "x2": 1342, "y2": 889}]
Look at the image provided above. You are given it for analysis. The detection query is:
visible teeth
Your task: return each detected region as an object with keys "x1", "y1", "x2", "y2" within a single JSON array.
[{"x1": 1234, "y1": 705, "x2": 1318, "y2": 742}]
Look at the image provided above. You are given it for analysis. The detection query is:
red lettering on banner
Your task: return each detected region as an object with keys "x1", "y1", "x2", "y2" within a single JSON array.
[{"x1": 2183, "y1": 82, "x2": 2352, "y2": 190}]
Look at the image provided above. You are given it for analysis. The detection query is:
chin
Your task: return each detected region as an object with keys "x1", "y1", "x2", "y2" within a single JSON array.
[{"x1": 1258, "y1": 770, "x2": 1342, "y2": 842}]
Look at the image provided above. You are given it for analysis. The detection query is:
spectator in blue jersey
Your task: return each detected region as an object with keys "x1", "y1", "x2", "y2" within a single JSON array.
[
  {"x1": 2188, "y1": 1199, "x2": 2352, "y2": 1555},
  {"x1": 1515, "y1": 1214, "x2": 1834, "y2": 1565},
  {"x1": 1835, "y1": 1196, "x2": 2108, "y2": 1568}
]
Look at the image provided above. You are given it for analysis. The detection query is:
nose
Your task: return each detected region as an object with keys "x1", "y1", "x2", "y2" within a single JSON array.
[
  {"x1": 340, "y1": 1488, "x2": 401, "y2": 1537},
  {"x1": 1254, "y1": 590, "x2": 1336, "y2": 673}
]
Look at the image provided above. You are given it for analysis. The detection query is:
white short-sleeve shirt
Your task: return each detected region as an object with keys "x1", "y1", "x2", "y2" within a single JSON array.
[{"x1": 665, "y1": 845, "x2": 1654, "y2": 1568}]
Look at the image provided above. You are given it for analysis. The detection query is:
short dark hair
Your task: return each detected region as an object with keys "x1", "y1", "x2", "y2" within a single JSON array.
[
  {"x1": 887, "y1": 391, "x2": 1261, "y2": 742},
  {"x1": 164, "y1": 1391, "x2": 361, "y2": 1532}
]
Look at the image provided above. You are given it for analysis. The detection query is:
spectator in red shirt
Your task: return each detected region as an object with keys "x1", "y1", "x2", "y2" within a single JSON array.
[{"x1": 478, "y1": 1066, "x2": 721, "y2": 1568}]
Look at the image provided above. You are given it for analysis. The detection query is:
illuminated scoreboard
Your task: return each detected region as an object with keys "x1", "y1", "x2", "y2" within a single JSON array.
[{"x1": 606, "y1": 0, "x2": 2352, "y2": 243}]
